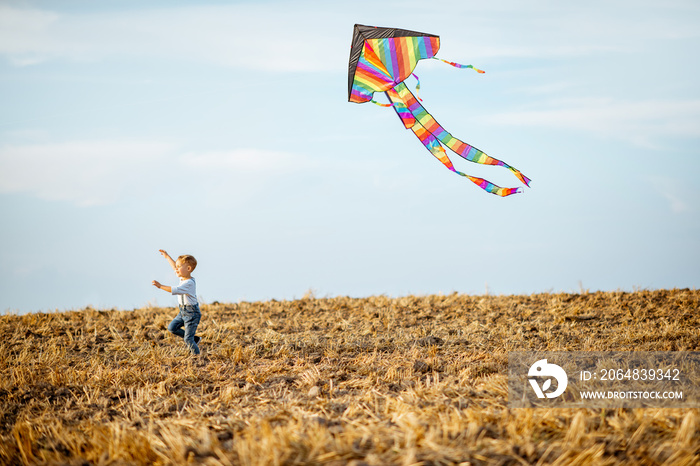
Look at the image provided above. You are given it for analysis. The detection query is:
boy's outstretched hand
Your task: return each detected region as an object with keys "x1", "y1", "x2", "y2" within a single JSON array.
[
  {"x1": 158, "y1": 249, "x2": 177, "y2": 270},
  {"x1": 152, "y1": 280, "x2": 171, "y2": 293}
]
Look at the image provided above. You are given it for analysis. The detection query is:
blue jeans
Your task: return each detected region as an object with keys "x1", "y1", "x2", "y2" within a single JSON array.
[{"x1": 168, "y1": 304, "x2": 201, "y2": 355}]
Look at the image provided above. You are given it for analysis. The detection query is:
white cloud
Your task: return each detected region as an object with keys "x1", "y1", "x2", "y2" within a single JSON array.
[
  {"x1": 0, "y1": 140, "x2": 174, "y2": 205},
  {"x1": 397, "y1": 0, "x2": 700, "y2": 62},
  {"x1": 174, "y1": 148, "x2": 318, "y2": 208},
  {"x1": 483, "y1": 98, "x2": 700, "y2": 146},
  {"x1": 2, "y1": 1, "x2": 696, "y2": 75},
  {"x1": 181, "y1": 149, "x2": 309, "y2": 172},
  {"x1": 3, "y1": 0, "x2": 698, "y2": 72},
  {"x1": 0, "y1": 6, "x2": 60, "y2": 60},
  {"x1": 0, "y1": 141, "x2": 313, "y2": 206},
  {"x1": 0, "y1": 4, "x2": 345, "y2": 71},
  {"x1": 649, "y1": 176, "x2": 697, "y2": 213}
]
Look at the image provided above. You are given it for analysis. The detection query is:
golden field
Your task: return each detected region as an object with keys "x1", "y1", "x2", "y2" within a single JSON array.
[{"x1": 1, "y1": 288, "x2": 699, "y2": 465}]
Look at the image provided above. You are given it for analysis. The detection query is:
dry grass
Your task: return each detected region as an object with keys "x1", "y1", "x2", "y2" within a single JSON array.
[{"x1": 1, "y1": 289, "x2": 699, "y2": 465}]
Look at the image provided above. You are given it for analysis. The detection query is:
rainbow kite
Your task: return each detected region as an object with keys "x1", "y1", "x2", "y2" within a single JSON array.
[{"x1": 348, "y1": 24, "x2": 531, "y2": 196}]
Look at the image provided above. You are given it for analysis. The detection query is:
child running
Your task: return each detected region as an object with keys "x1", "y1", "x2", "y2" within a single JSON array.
[{"x1": 152, "y1": 249, "x2": 201, "y2": 355}]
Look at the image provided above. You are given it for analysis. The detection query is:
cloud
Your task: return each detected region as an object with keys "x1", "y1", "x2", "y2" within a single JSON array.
[
  {"x1": 3, "y1": 1, "x2": 696, "y2": 75},
  {"x1": 180, "y1": 149, "x2": 310, "y2": 172},
  {"x1": 0, "y1": 141, "x2": 313, "y2": 206},
  {"x1": 173, "y1": 148, "x2": 319, "y2": 207},
  {"x1": 0, "y1": 6, "x2": 61, "y2": 65},
  {"x1": 0, "y1": 140, "x2": 174, "y2": 205},
  {"x1": 0, "y1": 3, "x2": 345, "y2": 71},
  {"x1": 482, "y1": 98, "x2": 700, "y2": 147},
  {"x1": 3, "y1": 0, "x2": 699, "y2": 72},
  {"x1": 649, "y1": 176, "x2": 697, "y2": 214},
  {"x1": 396, "y1": 0, "x2": 700, "y2": 62}
]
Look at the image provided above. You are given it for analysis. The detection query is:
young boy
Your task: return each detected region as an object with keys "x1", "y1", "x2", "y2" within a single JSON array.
[{"x1": 152, "y1": 249, "x2": 201, "y2": 355}]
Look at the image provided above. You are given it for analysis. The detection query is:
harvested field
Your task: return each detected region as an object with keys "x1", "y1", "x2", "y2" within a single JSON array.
[{"x1": 1, "y1": 289, "x2": 699, "y2": 465}]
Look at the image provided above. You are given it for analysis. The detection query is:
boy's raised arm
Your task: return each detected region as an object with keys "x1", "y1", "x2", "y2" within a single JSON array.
[{"x1": 159, "y1": 249, "x2": 177, "y2": 271}]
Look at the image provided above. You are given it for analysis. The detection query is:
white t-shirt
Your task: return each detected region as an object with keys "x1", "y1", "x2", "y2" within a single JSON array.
[{"x1": 171, "y1": 277, "x2": 198, "y2": 306}]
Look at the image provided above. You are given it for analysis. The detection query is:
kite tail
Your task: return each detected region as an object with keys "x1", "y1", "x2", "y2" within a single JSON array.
[
  {"x1": 433, "y1": 57, "x2": 485, "y2": 74},
  {"x1": 393, "y1": 82, "x2": 531, "y2": 188},
  {"x1": 386, "y1": 87, "x2": 523, "y2": 197},
  {"x1": 411, "y1": 122, "x2": 522, "y2": 196}
]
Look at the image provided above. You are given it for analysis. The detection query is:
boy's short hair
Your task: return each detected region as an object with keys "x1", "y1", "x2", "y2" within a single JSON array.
[{"x1": 177, "y1": 254, "x2": 197, "y2": 271}]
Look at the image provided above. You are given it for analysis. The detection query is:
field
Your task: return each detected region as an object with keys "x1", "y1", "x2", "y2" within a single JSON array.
[{"x1": 1, "y1": 288, "x2": 699, "y2": 465}]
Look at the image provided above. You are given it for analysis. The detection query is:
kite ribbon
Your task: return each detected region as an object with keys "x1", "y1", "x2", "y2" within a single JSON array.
[
  {"x1": 386, "y1": 82, "x2": 530, "y2": 196},
  {"x1": 370, "y1": 99, "x2": 392, "y2": 107},
  {"x1": 411, "y1": 73, "x2": 423, "y2": 101},
  {"x1": 433, "y1": 57, "x2": 485, "y2": 73}
]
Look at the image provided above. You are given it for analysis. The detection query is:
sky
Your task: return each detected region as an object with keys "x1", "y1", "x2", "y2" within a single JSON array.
[{"x1": 1, "y1": 0, "x2": 699, "y2": 314}]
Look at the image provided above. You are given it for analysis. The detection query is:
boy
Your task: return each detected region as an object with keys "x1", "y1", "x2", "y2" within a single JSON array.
[{"x1": 152, "y1": 249, "x2": 201, "y2": 355}]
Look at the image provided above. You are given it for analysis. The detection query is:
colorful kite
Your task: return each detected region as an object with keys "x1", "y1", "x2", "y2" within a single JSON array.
[{"x1": 348, "y1": 24, "x2": 531, "y2": 196}]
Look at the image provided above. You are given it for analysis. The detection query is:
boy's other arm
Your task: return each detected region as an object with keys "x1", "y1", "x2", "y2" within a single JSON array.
[
  {"x1": 152, "y1": 280, "x2": 172, "y2": 293},
  {"x1": 158, "y1": 249, "x2": 177, "y2": 271}
]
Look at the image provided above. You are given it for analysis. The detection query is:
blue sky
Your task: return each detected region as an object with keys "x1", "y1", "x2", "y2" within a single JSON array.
[{"x1": 1, "y1": 0, "x2": 699, "y2": 313}]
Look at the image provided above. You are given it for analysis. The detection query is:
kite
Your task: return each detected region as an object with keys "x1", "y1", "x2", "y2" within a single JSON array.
[{"x1": 348, "y1": 24, "x2": 531, "y2": 196}]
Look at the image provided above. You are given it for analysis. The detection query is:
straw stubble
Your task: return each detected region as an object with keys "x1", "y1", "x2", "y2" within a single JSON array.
[{"x1": 1, "y1": 289, "x2": 698, "y2": 465}]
